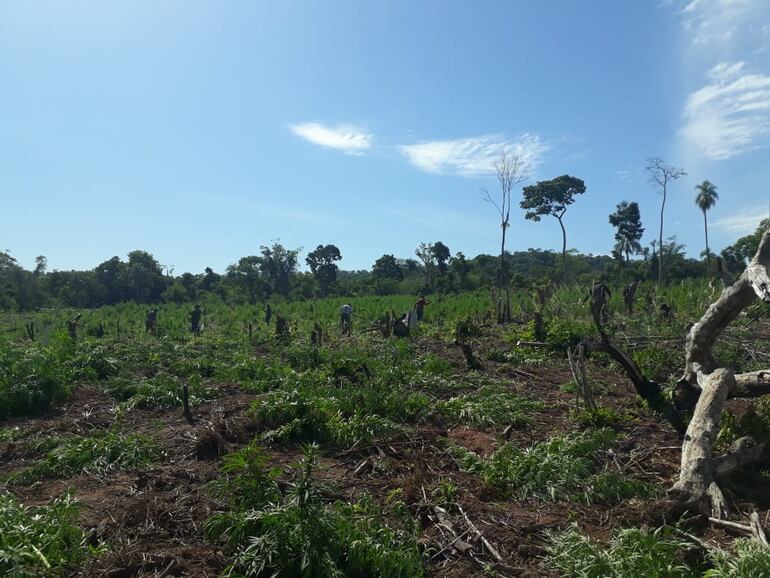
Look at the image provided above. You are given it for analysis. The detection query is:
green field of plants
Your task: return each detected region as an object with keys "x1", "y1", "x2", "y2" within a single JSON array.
[{"x1": 1, "y1": 280, "x2": 770, "y2": 577}]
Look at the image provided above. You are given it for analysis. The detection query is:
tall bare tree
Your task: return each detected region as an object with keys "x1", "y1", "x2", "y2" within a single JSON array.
[
  {"x1": 646, "y1": 157, "x2": 686, "y2": 284},
  {"x1": 481, "y1": 152, "x2": 527, "y2": 287}
]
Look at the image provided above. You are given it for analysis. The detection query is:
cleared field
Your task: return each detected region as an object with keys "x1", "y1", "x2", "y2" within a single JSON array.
[{"x1": 1, "y1": 285, "x2": 769, "y2": 577}]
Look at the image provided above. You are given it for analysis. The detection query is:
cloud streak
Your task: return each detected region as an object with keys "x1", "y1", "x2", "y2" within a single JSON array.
[
  {"x1": 398, "y1": 133, "x2": 548, "y2": 177},
  {"x1": 289, "y1": 122, "x2": 372, "y2": 155},
  {"x1": 713, "y1": 205, "x2": 767, "y2": 234},
  {"x1": 681, "y1": 61, "x2": 770, "y2": 159}
]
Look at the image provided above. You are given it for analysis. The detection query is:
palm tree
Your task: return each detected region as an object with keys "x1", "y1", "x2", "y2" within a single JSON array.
[{"x1": 695, "y1": 180, "x2": 719, "y2": 275}]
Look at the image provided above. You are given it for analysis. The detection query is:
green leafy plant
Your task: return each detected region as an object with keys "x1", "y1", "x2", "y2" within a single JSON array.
[
  {"x1": 434, "y1": 386, "x2": 541, "y2": 427},
  {"x1": 706, "y1": 538, "x2": 770, "y2": 577},
  {"x1": 0, "y1": 492, "x2": 104, "y2": 576},
  {"x1": 208, "y1": 445, "x2": 424, "y2": 578},
  {"x1": 9, "y1": 430, "x2": 159, "y2": 484},
  {"x1": 453, "y1": 429, "x2": 650, "y2": 503},
  {"x1": 570, "y1": 406, "x2": 633, "y2": 428},
  {"x1": 544, "y1": 523, "x2": 699, "y2": 578},
  {"x1": 122, "y1": 373, "x2": 214, "y2": 409}
]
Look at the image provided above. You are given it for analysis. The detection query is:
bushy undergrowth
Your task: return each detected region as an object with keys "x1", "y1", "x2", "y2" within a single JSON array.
[
  {"x1": 0, "y1": 492, "x2": 102, "y2": 576},
  {"x1": 109, "y1": 373, "x2": 214, "y2": 409},
  {"x1": 253, "y1": 382, "x2": 417, "y2": 447},
  {"x1": 453, "y1": 429, "x2": 653, "y2": 503},
  {"x1": 706, "y1": 538, "x2": 770, "y2": 577},
  {"x1": 570, "y1": 406, "x2": 633, "y2": 428},
  {"x1": 631, "y1": 345, "x2": 682, "y2": 384},
  {"x1": 8, "y1": 430, "x2": 159, "y2": 483},
  {"x1": 206, "y1": 444, "x2": 424, "y2": 578},
  {"x1": 717, "y1": 395, "x2": 770, "y2": 449},
  {"x1": 545, "y1": 524, "x2": 699, "y2": 578},
  {"x1": 434, "y1": 386, "x2": 542, "y2": 427},
  {"x1": 0, "y1": 336, "x2": 75, "y2": 419},
  {"x1": 252, "y1": 353, "x2": 539, "y2": 447},
  {"x1": 546, "y1": 524, "x2": 770, "y2": 578},
  {"x1": 515, "y1": 317, "x2": 593, "y2": 351}
]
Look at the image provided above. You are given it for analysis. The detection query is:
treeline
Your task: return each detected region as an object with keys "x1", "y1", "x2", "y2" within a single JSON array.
[{"x1": 1, "y1": 220, "x2": 765, "y2": 310}]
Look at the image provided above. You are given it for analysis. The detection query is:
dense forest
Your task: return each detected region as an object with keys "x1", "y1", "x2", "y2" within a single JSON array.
[{"x1": 1, "y1": 219, "x2": 766, "y2": 309}]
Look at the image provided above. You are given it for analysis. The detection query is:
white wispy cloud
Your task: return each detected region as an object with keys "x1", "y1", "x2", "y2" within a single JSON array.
[
  {"x1": 680, "y1": 61, "x2": 770, "y2": 159},
  {"x1": 289, "y1": 122, "x2": 372, "y2": 155},
  {"x1": 680, "y1": 0, "x2": 758, "y2": 46},
  {"x1": 398, "y1": 133, "x2": 548, "y2": 177},
  {"x1": 713, "y1": 205, "x2": 767, "y2": 234}
]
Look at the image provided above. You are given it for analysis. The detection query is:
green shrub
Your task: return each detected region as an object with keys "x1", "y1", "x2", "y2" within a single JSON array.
[
  {"x1": 420, "y1": 354, "x2": 454, "y2": 376},
  {"x1": 217, "y1": 358, "x2": 294, "y2": 392},
  {"x1": 570, "y1": 406, "x2": 633, "y2": 428},
  {"x1": 706, "y1": 538, "x2": 770, "y2": 577},
  {"x1": 205, "y1": 442, "x2": 282, "y2": 549},
  {"x1": 70, "y1": 343, "x2": 120, "y2": 380},
  {"x1": 0, "y1": 492, "x2": 103, "y2": 576},
  {"x1": 123, "y1": 373, "x2": 214, "y2": 409},
  {"x1": 208, "y1": 445, "x2": 424, "y2": 578},
  {"x1": 560, "y1": 380, "x2": 578, "y2": 394},
  {"x1": 9, "y1": 430, "x2": 159, "y2": 483},
  {"x1": 632, "y1": 345, "x2": 681, "y2": 383},
  {"x1": 434, "y1": 386, "x2": 541, "y2": 427},
  {"x1": 283, "y1": 344, "x2": 329, "y2": 371},
  {"x1": 545, "y1": 523, "x2": 699, "y2": 578},
  {"x1": 252, "y1": 368, "x2": 429, "y2": 448},
  {"x1": 453, "y1": 429, "x2": 648, "y2": 503},
  {"x1": 0, "y1": 338, "x2": 75, "y2": 418},
  {"x1": 544, "y1": 318, "x2": 593, "y2": 351},
  {"x1": 716, "y1": 397, "x2": 770, "y2": 450}
]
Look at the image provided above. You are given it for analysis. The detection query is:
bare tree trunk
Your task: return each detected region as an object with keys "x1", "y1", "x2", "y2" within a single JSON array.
[
  {"x1": 558, "y1": 216, "x2": 567, "y2": 283},
  {"x1": 670, "y1": 368, "x2": 733, "y2": 516},
  {"x1": 658, "y1": 184, "x2": 666, "y2": 285},
  {"x1": 499, "y1": 225, "x2": 506, "y2": 287},
  {"x1": 704, "y1": 209, "x2": 711, "y2": 276}
]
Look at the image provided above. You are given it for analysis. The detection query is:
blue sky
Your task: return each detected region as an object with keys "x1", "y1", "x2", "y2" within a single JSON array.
[{"x1": 2, "y1": 0, "x2": 769, "y2": 274}]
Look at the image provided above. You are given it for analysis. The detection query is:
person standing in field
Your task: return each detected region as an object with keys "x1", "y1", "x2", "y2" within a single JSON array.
[
  {"x1": 265, "y1": 303, "x2": 272, "y2": 325},
  {"x1": 340, "y1": 303, "x2": 353, "y2": 336},
  {"x1": 189, "y1": 304, "x2": 202, "y2": 336},
  {"x1": 414, "y1": 294, "x2": 429, "y2": 322},
  {"x1": 67, "y1": 313, "x2": 82, "y2": 340},
  {"x1": 145, "y1": 308, "x2": 158, "y2": 334}
]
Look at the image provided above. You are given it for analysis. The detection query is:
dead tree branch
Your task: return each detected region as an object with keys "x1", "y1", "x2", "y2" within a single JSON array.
[{"x1": 672, "y1": 231, "x2": 770, "y2": 515}]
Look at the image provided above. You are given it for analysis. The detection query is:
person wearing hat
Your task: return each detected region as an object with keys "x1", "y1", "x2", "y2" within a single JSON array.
[{"x1": 339, "y1": 303, "x2": 353, "y2": 336}]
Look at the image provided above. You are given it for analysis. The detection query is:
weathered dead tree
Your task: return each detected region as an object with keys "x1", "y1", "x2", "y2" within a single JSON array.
[
  {"x1": 274, "y1": 314, "x2": 289, "y2": 343},
  {"x1": 533, "y1": 311, "x2": 545, "y2": 342},
  {"x1": 670, "y1": 230, "x2": 770, "y2": 516},
  {"x1": 379, "y1": 311, "x2": 394, "y2": 338},
  {"x1": 573, "y1": 233, "x2": 770, "y2": 517},
  {"x1": 623, "y1": 280, "x2": 639, "y2": 315},
  {"x1": 459, "y1": 343, "x2": 483, "y2": 370},
  {"x1": 715, "y1": 256, "x2": 736, "y2": 287},
  {"x1": 454, "y1": 319, "x2": 483, "y2": 370},
  {"x1": 182, "y1": 383, "x2": 194, "y2": 423},
  {"x1": 567, "y1": 344, "x2": 594, "y2": 410},
  {"x1": 310, "y1": 322, "x2": 324, "y2": 346}
]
